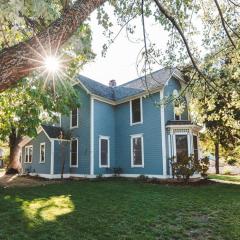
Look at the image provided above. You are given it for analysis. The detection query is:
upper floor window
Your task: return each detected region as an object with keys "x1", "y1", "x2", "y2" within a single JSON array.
[
  {"x1": 99, "y1": 136, "x2": 110, "y2": 168},
  {"x1": 130, "y1": 98, "x2": 143, "y2": 125},
  {"x1": 39, "y1": 143, "x2": 45, "y2": 163},
  {"x1": 131, "y1": 134, "x2": 144, "y2": 167},
  {"x1": 25, "y1": 146, "x2": 33, "y2": 163},
  {"x1": 71, "y1": 108, "x2": 78, "y2": 128},
  {"x1": 70, "y1": 139, "x2": 78, "y2": 167}
]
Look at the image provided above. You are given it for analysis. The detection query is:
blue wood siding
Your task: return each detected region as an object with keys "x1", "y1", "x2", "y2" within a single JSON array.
[
  {"x1": 94, "y1": 100, "x2": 116, "y2": 175},
  {"x1": 115, "y1": 92, "x2": 163, "y2": 175},
  {"x1": 21, "y1": 131, "x2": 51, "y2": 174},
  {"x1": 53, "y1": 140, "x2": 70, "y2": 174},
  {"x1": 60, "y1": 85, "x2": 91, "y2": 174}
]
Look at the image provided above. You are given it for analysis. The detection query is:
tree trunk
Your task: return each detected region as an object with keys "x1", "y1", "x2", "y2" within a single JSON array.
[
  {"x1": 215, "y1": 142, "x2": 220, "y2": 174},
  {"x1": 0, "y1": 0, "x2": 106, "y2": 91},
  {"x1": 6, "y1": 128, "x2": 23, "y2": 173}
]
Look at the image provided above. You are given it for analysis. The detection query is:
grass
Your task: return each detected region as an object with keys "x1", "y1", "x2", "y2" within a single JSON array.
[
  {"x1": 208, "y1": 174, "x2": 240, "y2": 183},
  {"x1": 0, "y1": 179, "x2": 240, "y2": 240}
]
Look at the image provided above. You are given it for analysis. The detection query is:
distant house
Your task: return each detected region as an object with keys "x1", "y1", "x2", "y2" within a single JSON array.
[{"x1": 19, "y1": 68, "x2": 201, "y2": 179}]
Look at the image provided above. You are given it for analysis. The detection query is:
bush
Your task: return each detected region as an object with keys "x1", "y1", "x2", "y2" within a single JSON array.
[
  {"x1": 137, "y1": 174, "x2": 149, "y2": 181},
  {"x1": 113, "y1": 167, "x2": 122, "y2": 176},
  {"x1": 171, "y1": 154, "x2": 209, "y2": 183},
  {"x1": 227, "y1": 158, "x2": 237, "y2": 166}
]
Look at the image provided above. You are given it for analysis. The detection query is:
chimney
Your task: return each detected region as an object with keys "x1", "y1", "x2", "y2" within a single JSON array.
[{"x1": 109, "y1": 79, "x2": 117, "y2": 88}]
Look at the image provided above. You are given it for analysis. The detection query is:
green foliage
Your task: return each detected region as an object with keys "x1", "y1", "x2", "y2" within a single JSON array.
[
  {"x1": 171, "y1": 155, "x2": 209, "y2": 182},
  {"x1": 0, "y1": 78, "x2": 80, "y2": 141}
]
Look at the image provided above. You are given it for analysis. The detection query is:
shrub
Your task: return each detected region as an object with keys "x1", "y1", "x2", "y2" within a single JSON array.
[
  {"x1": 227, "y1": 158, "x2": 237, "y2": 166},
  {"x1": 171, "y1": 154, "x2": 209, "y2": 183},
  {"x1": 137, "y1": 174, "x2": 149, "y2": 181},
  {"x1": 223, "y1": 170, "x2": 231, "y2": 175},
  {"x1": 113, "y1": 167, "x2": 122, "y2": 176}
]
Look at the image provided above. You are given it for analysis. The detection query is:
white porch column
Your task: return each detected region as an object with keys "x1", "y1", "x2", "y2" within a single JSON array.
[{"x1": 160, "y1": 90, "x2": 167, "y2": 177}]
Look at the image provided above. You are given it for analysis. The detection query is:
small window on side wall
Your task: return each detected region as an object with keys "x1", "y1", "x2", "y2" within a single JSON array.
[
  {"x1": 131, "y1": 134, "x2": 144, "y2": 167},
  {"x1": 99, "y1": 136, "x2": 110, "y2": 167},
  {"x1": 71, "y1": 108, "x2": 78, "y2": 128},
  {"x1": 25, "y1": 146, "x2": 33, "y2": 163},
  {"x1": 70, "y1": 139, "x2": 78, "y2": 167},
  {"x1": 40, "y1": 143, "x2": 45, "y2": 163},
  {"x1": 130, "y1": 98, "x2": 142, "y2": 125}
]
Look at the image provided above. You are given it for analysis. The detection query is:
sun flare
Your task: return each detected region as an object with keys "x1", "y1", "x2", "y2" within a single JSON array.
[{"x1": 43, "y1": 56, "x2": 61, "y2": 74}]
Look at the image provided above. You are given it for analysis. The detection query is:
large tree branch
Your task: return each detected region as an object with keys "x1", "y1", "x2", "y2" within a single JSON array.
[
  {"x1": 0, "y1": 0, "x2": 106, "y2": 91},
  {"x1": 214, "y1": 0, "x2": 236, "y2": 48},
  {"x1": 153, "y1": 0, "x2": 202, "y2": 76}
]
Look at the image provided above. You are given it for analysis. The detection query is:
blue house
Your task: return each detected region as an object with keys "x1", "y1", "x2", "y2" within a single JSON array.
[{"x1": 19, "y1": 68, "x2": 201, "y2": 179}]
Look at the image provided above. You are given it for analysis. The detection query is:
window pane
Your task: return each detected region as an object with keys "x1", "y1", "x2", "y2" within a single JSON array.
[
  {"x1": 71, "y1": 108, "x2": 78, "y2": 127},
  {"x1": 132, "y1": 99, "x2": 141, "y2": 123},
  {"x1": 40, "y1": 144, "x2": 45, "y2": 162},
  {"x1": 29, "y1": 147, "x2": 33, "y2": 163},
  {"x1": 133, "y1": 137, "x2": 142, "y2": 165},
  {"x1": 175, "y1": 114, "x2": 180, "y2": 120},
  {"x1": 101, "y1": 139, "x2": 108, "y2": 166},
  {"x1": 193, "y1": 136, "x2": 198, "y2": 161},
  {"x1": 175, "y1": 135, "x2": 188, "y2": 162},
  {"x1": 25, "y1": 148, "x2": 29, "y2": 162},
  {"x1": 71, "y1": 140, "x2": 77, "y2": 166}
]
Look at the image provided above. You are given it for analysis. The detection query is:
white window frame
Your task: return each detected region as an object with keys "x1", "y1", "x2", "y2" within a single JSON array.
[
  {"x1": 173, "y1": 132, "x2": 190, "y2": 161},
  {"x1": 131, "y1": 133, "x2": 144, "y2": 168},
  {"x1": 99, "y1": 136, "x2": 110, "y2": 168},
  {"x1": 192, "y1": 134, "x2": 199, "y2": 159},
  {"x1": 24, "y1": 145, "x2": 33, "y2": 163},
  {"x1": 174, "y1": 112, "x2": 182, "y2": 121},
  {"x1": 70, "y1": 138, "x2": 78, "y2": 167},
  {"x1": 70, "y1": 108, "x2": 79, "y2": 129},
  {"x1": 39, "y1": 143, "x2": 45, "y2": 163},
  {"x1": 130, "y1": 97, "x2": 143, "y2": 126}
]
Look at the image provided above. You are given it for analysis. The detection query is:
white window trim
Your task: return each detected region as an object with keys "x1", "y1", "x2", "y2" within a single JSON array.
[
  {"x1": 99, "y1": 136, "x2": 110, "y2": 168},
  {"x1": 130, "y1": 97, "x2": 143, "y2": 126},
  {"x1": 174, "y1": 112, "x2": 182, "y2": 121},
  {"x1": 192, "y1": 134, "x2": 200, "y2": 159},
  {"x1": 130, "y1": 133, "x2": 144, "y2": 168},
  {"x1": 70, "y1": 108, "x2": 79, "y2": 129},
  {"x1": 70, "y1": 138, "x2": 78, "y2": 167},
  {"x1": 39, "y1": 143, "x2": 45, "y2": 163},
  {"x1": 24, "y1": 145, "x2": 33, "y2": 163},
  {"x1": 173, "y1": 132, "x2": 191, "y2": 161}
]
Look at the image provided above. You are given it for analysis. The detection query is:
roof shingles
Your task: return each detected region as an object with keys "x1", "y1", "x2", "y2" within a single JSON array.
[{"x1": 78, "y1": 68, "x2": 183, "y2": 101}]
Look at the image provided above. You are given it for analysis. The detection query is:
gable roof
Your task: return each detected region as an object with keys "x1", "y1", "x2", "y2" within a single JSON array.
[
  {"x1": 77, "y1": 67, "x2": 184, "y2": 101},
  {"x1": 41, "y1": 125, "x2": 63, "y2": 139}
]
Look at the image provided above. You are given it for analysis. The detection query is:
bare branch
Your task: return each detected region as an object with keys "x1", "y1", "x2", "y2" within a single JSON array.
[{"x1": 214, "y1": 0, "x2": 236, "y2": 48}]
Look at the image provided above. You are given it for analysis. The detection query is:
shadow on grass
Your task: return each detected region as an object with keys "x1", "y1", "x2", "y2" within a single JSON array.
[{"x1": 0, "y1": 180, "x2": 240, "y2": 240}]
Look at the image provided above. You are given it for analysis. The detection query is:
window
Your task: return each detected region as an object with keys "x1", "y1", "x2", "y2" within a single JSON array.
[
  {"x1": 70, "y1": 139, "x2": 78, "y2": 167},
  {"x1": 99, "y1": 136, "x2": 110, "y2": 167},
  {"x1": 131, "y1": 134, "x2": 144, "y2": 167},
  {"x1": 39, "y1": 143, "x2": 45, "y2": 163},
  {"x1": 175, "y1": 135, "x2": 188, "y2": 162},
  {"x1": 130, "y1": 98, "x2": 142, "y2": 125},
  {"x1": 25, "y1": 146, "x2": 33, "y2": 163},
  {"x1": 193, "y1": 135, "x2": 198, "y2": 161},
  {"x1": 71, "y1": 108, "x2": 78, "y2": 128}
]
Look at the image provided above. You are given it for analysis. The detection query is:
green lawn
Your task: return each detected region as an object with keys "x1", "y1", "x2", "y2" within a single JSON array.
[
  {"x1": 0, "y1": 179, "x2": 240, "y2": 240},
  {"x1": 209, "y1": 174, "x2": 240, "y2": 183}
]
